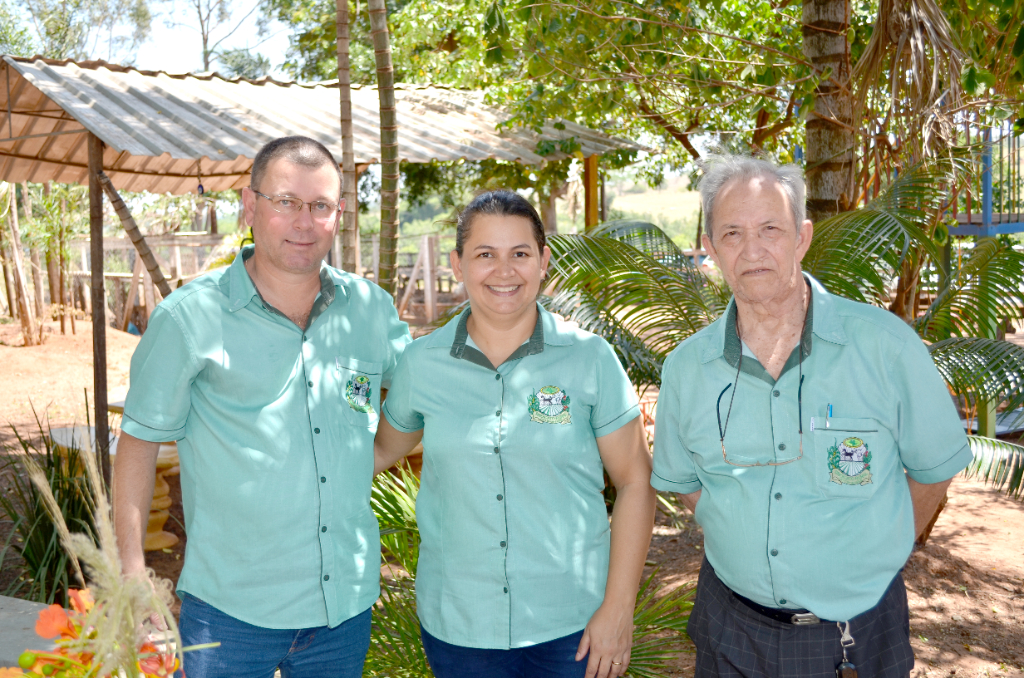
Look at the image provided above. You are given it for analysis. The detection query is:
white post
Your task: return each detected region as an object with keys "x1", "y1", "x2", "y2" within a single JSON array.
[{"x1": 423, "y1": 234, "x2": 436, "y2": 322}]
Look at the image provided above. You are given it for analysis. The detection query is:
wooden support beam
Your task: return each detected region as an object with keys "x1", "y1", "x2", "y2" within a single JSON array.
[
  {"x1": 583, "y1": 155, "x2": 599, "y2": 232},
  {"x1": 120, "y1": 256, "x2": 143, "y2": 332},
  {"x1": 88, "y1": 132, "x2": 110, "y2": 487},
  {"x1": 97, "y1": 171, "x2": 173, "y2": 298},
  {"x1": 396, "y1": 240, "x2": 425, "y2": 318}
]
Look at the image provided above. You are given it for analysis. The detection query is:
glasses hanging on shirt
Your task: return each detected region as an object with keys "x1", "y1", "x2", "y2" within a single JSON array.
[{"x1": 716, "y1": 308, "x2": 807, "y2": 468}]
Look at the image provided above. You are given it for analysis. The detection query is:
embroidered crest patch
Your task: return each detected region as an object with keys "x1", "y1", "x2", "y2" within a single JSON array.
[
  {"x1": 345, "y1": 375, "x2": 374, "y2": 413},
  {"x1": 827, "y1": 436, "x2": 873, "y2": 485},
  {"x1": 528, "y1": 385, "x2": 571, "y2": 425}
]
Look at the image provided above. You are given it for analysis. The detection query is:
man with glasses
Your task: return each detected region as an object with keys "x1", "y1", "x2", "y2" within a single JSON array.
[
  {"x1": 651, "y1": 155, "x2": 971, "y2": 677},
  {"x1": 114, "y1": 136, "x2": 411, "y2": 678}
]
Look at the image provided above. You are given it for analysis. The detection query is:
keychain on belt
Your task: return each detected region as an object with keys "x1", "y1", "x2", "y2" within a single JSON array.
[{"x1": 836, "y1": 621, "x2": 857, "y2": 678}]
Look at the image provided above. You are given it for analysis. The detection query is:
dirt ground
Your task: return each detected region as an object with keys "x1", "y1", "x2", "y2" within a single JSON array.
[{"x1": 1, "y1": 317, "x2": 1023, "y2": 676}]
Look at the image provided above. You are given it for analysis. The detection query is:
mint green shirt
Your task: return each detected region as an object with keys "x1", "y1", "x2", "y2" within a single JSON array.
[
  {"x1": 122, "y1": 246, "x2": 411, "y2": 629},
  {"x1": 383, "y1": 305, "x2": 640, "y2": 649},
  {"x1": 651, "y1": 275, "x2": 971, "y2": 621}
]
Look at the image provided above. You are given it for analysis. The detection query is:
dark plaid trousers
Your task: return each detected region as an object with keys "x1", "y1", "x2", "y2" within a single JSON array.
[{"x1": 688, "y1": 557, "x2": 915, "y2": 678}]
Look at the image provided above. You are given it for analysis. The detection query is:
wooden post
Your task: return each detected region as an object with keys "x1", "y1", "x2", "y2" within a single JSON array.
[
  {"x1": 143, "y1": 268, "x2": 156, "y2": 322},
  {"x1": 88, "y1": 132, "x2": 110, "y2": 488},
  {"x1": 397, "y1": 240, "x2": 425, "y2": 318},
  {"x1": 423, "y1": 234, "x2": 436, "y2": 322},
  {"x1": 371, "y1": 234, "x2": 380, "y2": 283},
  {"x1": 583, "y1": 155, "x2": 599, "y2": 232}
]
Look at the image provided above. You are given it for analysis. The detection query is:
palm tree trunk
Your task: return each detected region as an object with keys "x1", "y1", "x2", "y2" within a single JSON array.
[
  {"x1": 368, "y1": 0, "x2": 400, "y2": 294},
  {"x1": 802, "y1": 0, "x2": 855, "y2": 222},
  {"x1": 0, "y1": 229, "x2": 16, "y2": 319},
  {"x1": 336, "y1": 0, "x2": 360, "y2": 273}
]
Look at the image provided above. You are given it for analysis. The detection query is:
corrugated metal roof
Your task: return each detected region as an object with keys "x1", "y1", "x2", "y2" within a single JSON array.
[{"x1": 0, "y1": 56, "x2": 645, "y2": 195}]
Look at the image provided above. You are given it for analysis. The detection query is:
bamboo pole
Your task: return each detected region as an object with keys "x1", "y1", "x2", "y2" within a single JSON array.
[{"x1": 97, "y1": 170, "x2": 173, "y2": 298}]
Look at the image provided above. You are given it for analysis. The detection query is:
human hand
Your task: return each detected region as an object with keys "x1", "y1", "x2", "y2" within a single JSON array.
[{"x1": 576, "y1": 601, "x2": 633, "y2": 678}]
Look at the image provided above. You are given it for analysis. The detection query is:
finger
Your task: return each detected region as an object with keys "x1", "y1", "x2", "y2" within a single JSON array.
[
  {"x1": 584, "y1": 651, "x2": 602, "y2": 678},
  {"x1": 575, "y1": 629, "x2": 591, "y2": 661}
]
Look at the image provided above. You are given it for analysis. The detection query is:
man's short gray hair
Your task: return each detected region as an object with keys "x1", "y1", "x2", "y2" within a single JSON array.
[{"x1": 698, "y1": 155, "x2": 806, "y2": 240}]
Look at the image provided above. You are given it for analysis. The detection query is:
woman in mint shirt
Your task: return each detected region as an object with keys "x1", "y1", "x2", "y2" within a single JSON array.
[{"x1": 374, "y1": 190, "x2": 656, "y2": 678}]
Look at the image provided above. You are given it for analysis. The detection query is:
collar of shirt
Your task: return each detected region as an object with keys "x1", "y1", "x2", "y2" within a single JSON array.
[
  {"x1": 426, "y1": 302, "x2": 571, "y2": 370},
  {"x1": 227, "y1": 244, "x2": 345, "y2": 328},
  {"x1": 701, "y1": 273, "x2": 848, "y2": 384}
]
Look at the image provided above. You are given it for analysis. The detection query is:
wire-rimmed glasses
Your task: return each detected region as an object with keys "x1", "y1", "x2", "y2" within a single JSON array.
[{"x1": 252, "y1": 190, "x2": 340, "y2": 222}]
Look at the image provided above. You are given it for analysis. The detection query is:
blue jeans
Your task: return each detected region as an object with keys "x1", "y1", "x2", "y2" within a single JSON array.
[
  {"x1": 421, "y1": 625, "x2": 588, "y2": 678},
  {"x1": 178, "y1": 593, "x2": 371, "y2": 678}
]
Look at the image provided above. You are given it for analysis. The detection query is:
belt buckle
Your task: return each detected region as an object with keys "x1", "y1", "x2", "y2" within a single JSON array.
[{"x1": 790, "y1": 612, "x2": 821, "y2": 625}]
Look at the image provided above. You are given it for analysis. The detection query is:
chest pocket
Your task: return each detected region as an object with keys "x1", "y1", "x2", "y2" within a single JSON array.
[
  {"x1": 337, "y1": 357, "x2": 382, "y2": 427},
  {"x1": 811, "y1": 416, "x2": 884, "y2": 498}
]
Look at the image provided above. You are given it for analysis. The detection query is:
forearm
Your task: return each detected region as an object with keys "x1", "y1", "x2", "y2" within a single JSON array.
[
  {"x1": 373, "y1": 416, "x2": 423, "y2": 475},
  {"x1": 907, "y1": 476, "x2": 952, "y2": 538},
  {"x1": 603, "y1": 480, "x2": 657, "y2": 609},
  {"x1": 113, "y1": 433, "x2": 160, "y2": 576}
]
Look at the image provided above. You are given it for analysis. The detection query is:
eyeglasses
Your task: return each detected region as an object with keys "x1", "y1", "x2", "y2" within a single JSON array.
[
  {"x1": 716, "y1": 313, "x2": 807, "y2": 467},
  {"x1": 252, "y1": 190, "x2": 340, "y2": 222}
]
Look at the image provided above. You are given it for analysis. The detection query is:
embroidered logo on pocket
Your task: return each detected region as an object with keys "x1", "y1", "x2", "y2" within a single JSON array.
[
  {"x1": 828, "y1": 437, "x2": 872, "y2": 485},
  {"x1": 528, "y1": 385, "x2": 571, "y2": 425},
  {"x1": 345, "y1": 375, "x2": 375, "y2": 413}
]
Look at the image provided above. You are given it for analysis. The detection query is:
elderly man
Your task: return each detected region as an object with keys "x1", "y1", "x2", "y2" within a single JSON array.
[
  {"x1": 113, "y1": 136, "x2": 410, "y2": 678},
  {"x1": 651, "y1": 156, "x2": 971, "y2": 677}
]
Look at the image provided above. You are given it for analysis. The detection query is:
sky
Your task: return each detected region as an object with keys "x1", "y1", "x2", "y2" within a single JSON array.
[{"x1": 133, "y1": 2, "x2": 292, "y2": 79}]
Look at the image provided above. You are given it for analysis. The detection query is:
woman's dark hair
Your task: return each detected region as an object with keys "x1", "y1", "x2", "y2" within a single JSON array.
[{"x1": 455, "y1": 190, "x2": 547, "y2": 256}]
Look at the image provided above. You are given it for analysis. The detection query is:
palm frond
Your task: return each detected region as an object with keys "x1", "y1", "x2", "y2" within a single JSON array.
[
  {"x1": 804, "y1": 165, "x2": 947, "y2": 303},
  {"x1": 548, "y1": 233, "x2": 720, "y2": 387},
  {"x1": 963, "y1": 435, "x2": 1024, "y2": 501},
  {"x1": 366, "y1": 576, "x2": 433, "y2": 677},
  {"x1": 927, "y1": 338, "x2": 1024, "y2": 416},
  {"x1": 372, "y1": 463, "x2": 421, "y2": 575},
  {"x1": 627, "y1": 570, "x2": 695, "y2": 677},
  {"x1": 916, "y1": 240, "x2": 1024, "y2": 339}
]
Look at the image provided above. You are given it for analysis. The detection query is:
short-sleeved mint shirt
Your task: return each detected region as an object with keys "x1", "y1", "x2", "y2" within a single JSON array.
[
  {"x1": 383, "y1": 304, "x2": 640, "y2": 649},
  {"x1": 651, "y1": 275, "x2": 971, "y2": 622},
  {"x1": 122, "y1": 245, "x2": 411, "y2": 629}
]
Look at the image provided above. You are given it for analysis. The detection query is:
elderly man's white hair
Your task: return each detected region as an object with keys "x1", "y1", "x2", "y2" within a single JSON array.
[{"x1": 698, "y1": 155, "x2": 806, "y2": 240}]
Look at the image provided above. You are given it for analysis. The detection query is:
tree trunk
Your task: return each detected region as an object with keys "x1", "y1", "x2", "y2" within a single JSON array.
[
  {"x1": 208, "y1": 202, "x2": 218, "y2": 234},
  {"x1": 337, "y1": 0, "x2": 359, "y2": 273},
  {"x1": 0, "y1": 229, "x2": 16, "y2": 319},
  {"x1": 368, "y1": 0, "x2": 400, "y2": 294},
  {"x1": 20, "y1": 184, "x2": 45, "y2": 318},
  {"x1": 7, "y1": 188, "x2": 38, "y2": 345},
  {"x1": 802, "y1": 0, "x2": 854, "y2": 223}
]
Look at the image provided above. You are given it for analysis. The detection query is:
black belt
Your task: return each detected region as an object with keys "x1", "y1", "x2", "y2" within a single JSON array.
[{"x1": 732, "y1": 591, "x2": 835, "y2": 625}]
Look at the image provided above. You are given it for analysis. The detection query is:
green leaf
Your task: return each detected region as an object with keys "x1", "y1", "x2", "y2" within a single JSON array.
[
  {"x1": 963, "y1": 436, "x2": 1024, "y2": 501},
  {"x1": 483, "y1": 1, "x2": 510, "y2": 38},
  {"x1": 1013, "y1": 25, "x2": 1024, "y2": 58}
]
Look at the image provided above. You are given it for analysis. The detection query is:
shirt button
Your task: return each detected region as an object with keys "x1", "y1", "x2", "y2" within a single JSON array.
[
  {"x1": 503, "y1": 587, "x2": 508, "y2": 593},
  {"x1": 500, "y1": 541, "x2": 506, "y2": 548},
  {"x1": 314, "y1": 428, "x2": 320, "y2": 434},
  {"x1": 321, "y1": 526, "x2": 327, "y2": 533},
  {"x1": 323, "y1": 574, "x2": 330, "y2": 581},
  {"x1": 779, "y1": 599, "x2": 787, "y2": 605},
  {"x1": 494, "y1": 374, "x2": 501, "y2": 380},
  {"x1": 771, "y1": 549, "x2": 779, "y2": 556},
  {"x1": 308, "y1": 380, "x2": 313, "y2": 387},
  {"x1": 320, "y1": 476, "x2": 326, "y2": 483},
  {"x1": 778, "y1": 443, "x2": 786, "y2": 451},
  {"x1": 302, "y1": 335, "x2": 307, "y2": 342},
  {"x1": 773, "y1": 390, "x2": 780, "y2": 397},
  {"x1": 495, "y1": 410, "x2": 501, "y2": 416},
  {"x1": 497, "y1": 494, "x2": 503, "y2": 501},
  {"x1": 493, "y1": 447, "x2": 499, "y2": 453},
  {"x1": 774, "y1": 493, "x2": 782, "y2": 500}
]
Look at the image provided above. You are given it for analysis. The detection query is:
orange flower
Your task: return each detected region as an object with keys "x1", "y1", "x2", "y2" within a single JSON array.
[
  {"x1": 35, "y1": 604, "x2": 77, "y2": 640},
  {"x1": 68, "y1": 588, "x2": 95, "y2": 614},
  {"x1": 138, "y1": 642, "x2": 180, "y2": 678}
]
